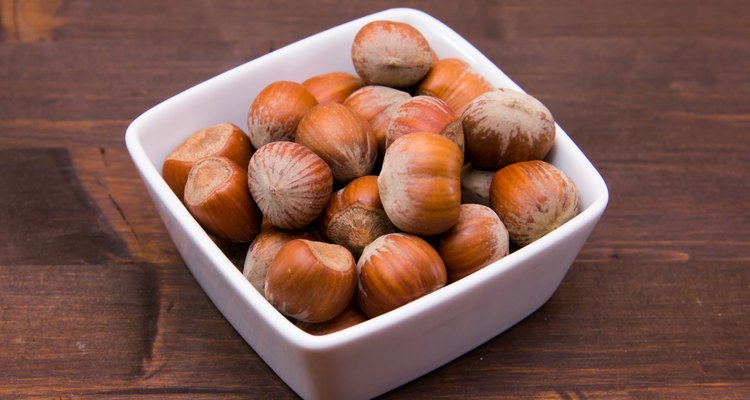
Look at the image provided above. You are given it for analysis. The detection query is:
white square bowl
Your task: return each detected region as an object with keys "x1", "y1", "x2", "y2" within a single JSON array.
[{"x1": 125, "y1": 7, "x2": 608, "y2": 400}]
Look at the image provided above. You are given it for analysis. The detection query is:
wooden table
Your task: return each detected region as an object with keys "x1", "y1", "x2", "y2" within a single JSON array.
[{"x1": 2, "y1": 1, "x2": 748, "y2": 398}]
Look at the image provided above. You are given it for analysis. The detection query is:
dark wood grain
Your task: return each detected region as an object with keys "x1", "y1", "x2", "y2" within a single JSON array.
[{"x1": 1, "y1": 0, "x2": 749, "y2": 398}]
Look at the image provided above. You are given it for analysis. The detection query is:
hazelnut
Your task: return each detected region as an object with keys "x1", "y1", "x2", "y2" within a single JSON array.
[
  {"x1": 243, "y1": 226, "x2": 318, "y2": 294},
  {"x1": 378, "y1": 132, "x2": 462, "y2": 235},
  {"x1": 489, "y1": 160, "x2": 580, "y2": 246},
  {"x1": 460, "y1": 164, "x2": 495, "y2": 206},
  {"x1": 302, "y1": 72, "x2": 364, "y2": 105},
  {"x1": 461, "y1": 88, "x2": 556, "y2": 170},
  {"x1": 162, "y1": 122, "x2": 252, "y2": 202},
  {"x1": 247, "y1": 141, "x2": 333, "y2": 229},
  {"x1": 415, "y1": 57, "x2": 493, "y2": 115},
  {"x1": 246, "y1": 80, "x2": 318, "y2": 149},
  {"x1": 265, "y1": 239, "x2": 357, "y2": 323},
  {"x1": 183, "y1": 156, "x2": 261, "y2": 243},
  {"x1": 319, "y1": 175, "x2": 396, "y2": 257},
  {"x1": 295, "y1": 103, "x2": 377, "y2": 184},
  {"x1": 385, "y1": 95, "x2": 459, "y2": 150},
  {"x1": 434, "y1": 204, "x2": 509, "y2": 282},
  {"x1": 357, "y1": 233, "x2": 447, "y2": 318},
  {"x1": 351, "y1": 20, "x2": 433, "y2": 87},
  {"x1": 344, "y1": 85, "x2": 411, "y2": 158}
]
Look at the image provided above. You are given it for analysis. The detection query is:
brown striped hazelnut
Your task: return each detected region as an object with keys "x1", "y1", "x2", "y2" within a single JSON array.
[
  {"x1": 295, "y1": 103, "x2": 377, "y2": 184},
  {"x1": 247, "y1": 141, "x2": 333, "y2": 229},
  {"x1": 319, "y1": 175, "x2": 396, "y2": 257},
  {"x1": 434, "y1": 204, "x2": 509, "y2": 282},
  {"x1": 243, "y1": 226, "x2": 318, "y2": 294},
  {"x1": 385, "y1": 95, "x2": 458, "y2": 148},
  {"x1": 265, "y1": 239, "x2": 357, "y2": 323},
  {"x1": 351, "y1": 20, "x2": 433, "y2": 87},
  {"x1": 344, "y1": 85, "x2": 411, "y2": 159},
  {"x1": 162, "y1": 122, "x2": 251, "y2": 202},
  {"x1": 183, "y1": 156, "x2": 261, "y2": 243},
  {"x1": 461, "y1": 88, "x2": 556, "y2": 170},
  {"x1": 378, "y1": 132, "x2": 462, "y2": 235},
  {"x1": 246, "y1": 80, "x2": 318, "y2": 149},
  {"x1": 357, "y1": 233, "x2": 447, "y2": 318},
  {"x1": 415, "y1": 57, "x2": 493, "y2": 115},
  {"x1": 489, "y1": 160, "x2": 580, "y2": 246},
  {"x1": 302, "y1": 72, "x2": 364, "y2": 105}
]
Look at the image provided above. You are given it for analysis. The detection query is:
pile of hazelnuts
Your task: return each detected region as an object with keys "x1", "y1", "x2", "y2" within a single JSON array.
[{"x1": 161, "y1": 20, "x2": 580, "y2": 335}]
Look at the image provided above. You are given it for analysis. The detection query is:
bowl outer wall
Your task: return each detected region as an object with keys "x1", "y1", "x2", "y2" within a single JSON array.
[{"x1": 124, "y1": 7, "x2": 609, "y2": 400}]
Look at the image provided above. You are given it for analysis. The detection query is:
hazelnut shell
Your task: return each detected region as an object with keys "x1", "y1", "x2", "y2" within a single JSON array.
[
  {"x1": 247, "y1": 141, "x2": 333, "y2": 230},
  {"x1": 319, "y1": 175, "x2": 396, "y2": 256},
  {"x1": 295, "y1": 103, "x2": 377, "y2": 184},
  {"x1": 265, "y1": 239, "x2": 357, "y2": 323},
  {"x1": 162, "y1": 122, "x2": 252, "y2": 202},
  {"x1": 415, "y1": 57, "x2": 494, "y2": 115},
  {"x1": 351, "y1": 20, "x2": 433, "y2": 87},
  {"x1": 183, "y1": 156, "x2": 261, "y2": 243},
  {"x1": 378, "y1": 132, "x2": 462, "y2": 235},
  {"x1": 357, "y1": 233, "x2": 447, "y2": 318},
  {"x1": 461, "y1": 88, "x2": 556, "y2": 170},
  {"x1": 489, "y1": 160, "x2": 580, "y2": 246},
  {"x1": 246, "y1": 80, "x2": 318, "y2": 149},
  {"x1": 434, "y1": 204, "x2": 509, "y2": 282},
  {"x1": 302, "y1": 72, "x2": 364, "y2": 105}
]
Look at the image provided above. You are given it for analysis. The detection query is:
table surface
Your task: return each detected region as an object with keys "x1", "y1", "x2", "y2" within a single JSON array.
[{"x1": 2, "y1": 1, "x2": 749, "y2": 398}]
